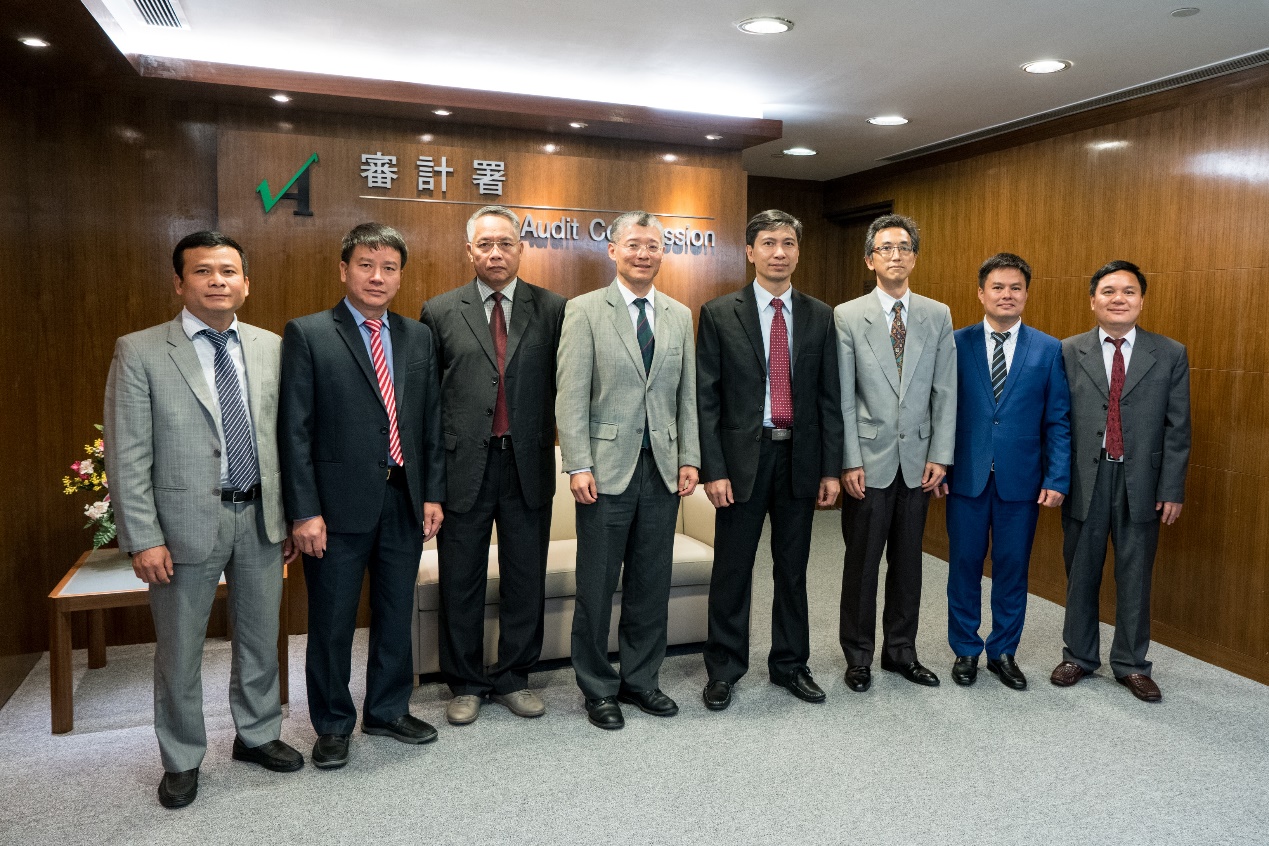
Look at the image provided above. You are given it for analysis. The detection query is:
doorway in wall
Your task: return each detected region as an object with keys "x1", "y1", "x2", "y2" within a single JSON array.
[{"x1": 826, "y1": 200, "x2": 894, "y2": 302}]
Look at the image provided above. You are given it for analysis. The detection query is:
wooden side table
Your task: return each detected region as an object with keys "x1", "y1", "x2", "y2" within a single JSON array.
[{"x1": 48, "y1": 548, "x2": 289, "y2": 734}]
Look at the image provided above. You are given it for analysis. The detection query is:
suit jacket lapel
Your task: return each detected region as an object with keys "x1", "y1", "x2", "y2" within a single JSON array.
[
  {"x1": 647, "y1": 295, "x2": 673, "y2": 383},
  {"x1": 606, "y1": 280, "x2": 646, "y2": 379},
  {"x1": 1076, "y1": 328, "x2": 1110, "y2": 399},
  {"x1": 238, "y1": 323, "x2": 267, "y2": 426},
  {"x1": 863, "y1": 302, "x2": 901, "y2": 397},
  {"x1": 996, "y1": 323, "x2": 1031, "y2": 407},
  {"x1": 736, "y1": 285, "x2": 765, "y2": 373},
  {"x1": 505, "y1": 279, "x2": 534, "y2": 367},
  {"x1": 166, "y1": 319, "x2": 218, "y2": 420},
  {"x1": 968, "y1": 324, "x2": 994, "y2": 405},
  {"x1": 789, "y1": 289, "x2": 812, "y2": 391},
  {"x1": 1121, "y1": 330, "x2": 1157, "y2": 399},
  {"x1": 898, "y1": 299, "x2": 928, "y2": 403},
  {"x1": 334, "y1": 301, "x2": 387, "y2": 413},
  {"x1": 459, "y1": 280, "x2": 498, "y2": 369}
]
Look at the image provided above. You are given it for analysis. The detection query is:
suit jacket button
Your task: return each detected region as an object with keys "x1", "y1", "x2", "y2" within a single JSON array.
[
  {"x1": 379, "y1": 459, "x2": 387, "y2": 468},
  {"x1": 899, "y1": 433, "x2": 905, "y2": 439},
  {"x1": 482, "y1": 438, "x2": 489, "y2": 447},
  {"x1": 213, "y1": 449, "x2": 221, "y2": 457},
  {"x1": 381, "y1": 426, "x2": 389, "y2": 434},
  {"x1": 636, "y1": 427, "x2": 643, "y2": 434},
  {"x1": 486, "y1": 408, "x2": 493, "y2": 415}
]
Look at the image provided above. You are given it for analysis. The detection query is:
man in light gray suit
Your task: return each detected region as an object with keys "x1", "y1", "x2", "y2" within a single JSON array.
[
  {"x1": 556, "y1": 211, "x2": 700, "y2": 730},
  {"x1": 835, "y1": 214, "x2": 956, "y2": 692},
  {"x1": 105, "y1": 232, "x2": 302, "y2": 810},
  {"x1": 1051, "y1": 260, "x2": 1190, "y2": 703}
]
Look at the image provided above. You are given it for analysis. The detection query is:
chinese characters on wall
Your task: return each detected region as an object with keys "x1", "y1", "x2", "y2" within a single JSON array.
[{"x1": 359, "y1": 152, "x2": 505, "y2": 196}]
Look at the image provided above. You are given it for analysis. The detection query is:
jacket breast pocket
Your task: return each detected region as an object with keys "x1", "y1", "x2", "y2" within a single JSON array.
[
  {"x1": 1151, "y1": 451, "x2": 1163, "y2": 468},
  {"x1": 444, "y1": 431, "x2": 458, "y2": 451},
  {"x1": 919, "y1": 421, "x2": 931, "y2": 439},
  {"x1": 858, "y1": 422, "x2": 879, "y2": 440},
  {"x1": 590, "y1": 421, "x2": 618, "y2": 440},
  {"x1": 668, "y1": 421, "x2": 678, "y2": 441}
]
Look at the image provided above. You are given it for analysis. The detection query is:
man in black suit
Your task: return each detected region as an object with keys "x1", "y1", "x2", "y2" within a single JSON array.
[
  {"x1": 420, "y1": 206, "x2": 566, "y2": 726},
  {"x1": 281, "y1": 222, "x2": 446, "y2": 768},
  {"x1": 696, "y1": 210, "x2": 843, "y2": 710},
  {"x1": 1051, "y1": 260, "x2": 1190, "y2": 703}
]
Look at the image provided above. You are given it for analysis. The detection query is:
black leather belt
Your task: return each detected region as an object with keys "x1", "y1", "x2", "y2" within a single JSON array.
[
  {"x1": 762, "y1": 427, "x2": 793, "y2": 441},
  {"x1": 221, "y1": 484, "x2": 261, "y2": 503},
  {"x1": 1100, "y1": 449, "x2": 1124, "y2": 463},
  {"x1": 489, "y1": 435, "x2": 513, "y2": 450},
  {"x1": 385, "y1": 466, "x2": 409, "y2": 486}
]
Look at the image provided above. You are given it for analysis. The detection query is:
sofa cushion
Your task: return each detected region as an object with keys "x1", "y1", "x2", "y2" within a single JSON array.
[{"x1": 417, "y1": 533, "x2": 714, "y2": 612}]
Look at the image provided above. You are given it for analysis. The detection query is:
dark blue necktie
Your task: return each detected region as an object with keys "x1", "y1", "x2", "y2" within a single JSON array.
[
  {"x1": 634, "y1": 298, "x2": 654, "y2": 448},
  {"x1": 990, "y1": 331, "x2": 1010, "y2": 403},
  {"x1": 199, "y1": 329, "x2": 259, "y2": 491}
]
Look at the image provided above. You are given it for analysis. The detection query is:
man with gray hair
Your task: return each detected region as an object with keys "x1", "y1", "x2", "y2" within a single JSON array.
[
  {"x1": 420, "y1": 206, "x2": 566, "y2": 726},
  {"x1": 556, "y1": 211, "x2": 701, "y2": 730}
]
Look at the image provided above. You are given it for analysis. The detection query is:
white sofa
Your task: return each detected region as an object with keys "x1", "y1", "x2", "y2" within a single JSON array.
[{"x1": 414, "y1": 448, "x2": 716, "y2": 676}]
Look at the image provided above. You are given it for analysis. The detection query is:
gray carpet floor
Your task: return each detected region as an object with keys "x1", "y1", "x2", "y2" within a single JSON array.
[{"x1": 2, "y1": 511, "x2": 1267, "y2": 845}]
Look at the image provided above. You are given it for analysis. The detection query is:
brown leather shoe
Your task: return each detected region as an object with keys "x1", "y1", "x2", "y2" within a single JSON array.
[
  {"x1": 1050, "y1": 661, "x2": 1089, "y2": 687},
  {"x1": 1117, "y1": 673, "x2": 1162, "y2": 702}
]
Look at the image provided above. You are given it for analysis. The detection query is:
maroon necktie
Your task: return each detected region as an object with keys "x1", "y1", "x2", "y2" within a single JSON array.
[
  {"x1": 1105, "y1": 337, "x2": 1126, "y2": 460},
  {"x1": 490, "y1": 291, "x2": 509, "y2": 437},
  {"x1": 769, "y1": 299, "x2": 793, "y2": 429}
]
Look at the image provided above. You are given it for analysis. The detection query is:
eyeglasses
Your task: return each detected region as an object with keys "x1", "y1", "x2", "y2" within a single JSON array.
[
  {"x1": 620, "y1": 241, "x2": 664, "y2": 256},
  {"x1": 473, "y1": 239, "x2": 518, "y2": 253},
  {"x1": 871, "y1": 244, "x2": 915, "y2": 257}
]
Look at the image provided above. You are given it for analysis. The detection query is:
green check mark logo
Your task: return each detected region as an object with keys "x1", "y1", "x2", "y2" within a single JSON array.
[{"x1": 257, "y1": 153, "x2": 319, "y2": 213}]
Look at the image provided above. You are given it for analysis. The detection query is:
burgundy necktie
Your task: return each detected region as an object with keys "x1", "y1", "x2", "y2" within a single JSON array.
[
  {"x1": 364, "y1": 319, "x2": 405, "y2": 466},
  {"x1": 490, "y1": 291, "x2": 509, "y2": 437},
  {"x1": 1105, "y1": 337, "x2": 1126, "y2": 460},
  {"x1": 769, "y1": 299, "x2": 793, "y2": 429}
]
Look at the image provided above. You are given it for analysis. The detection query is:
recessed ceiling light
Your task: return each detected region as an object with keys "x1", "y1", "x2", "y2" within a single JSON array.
[
  {"x1": 433, "y1": 109, "x2": 452, "y2": 116},
  {"x1": 20, "y1": 37, "x2": 50, "y2": 48},
  {"x1": 783, "y1": 147, "x2": 816, "y2": 156},
  {"x1": 867, "y1": 115, "x2": 908, "y2": 126},
  {"x1": 662, "y1": 154, "x2": 679, "y2": 162},
  {"x1": 1089, "y1": 140, "x2": 1130, "y2": 150},
  {"x1": 419, "y1": 133, "x2": 434, "y2": 143},
  {"x1": 1022, "y1": 59, "x2": 1072, "y2": 74},
  {"x1": 736, "y1": 17, "x2": 794, "y2": 35},
  {"x1": 543, "y1": 144, "x2": 559, "y2": 153},
  {"x1": 705, "y1": 134, "x2": 723, "y2": 141},
  {"x1": 569, "y1": 121, "x2": 587, "y2": 129},
  {"x1": 1171, "y1": 7, "x2": 1200, "y2": 17},
  {"x1": 270, "y1": 93, "x2": 291, "y2": 103}
]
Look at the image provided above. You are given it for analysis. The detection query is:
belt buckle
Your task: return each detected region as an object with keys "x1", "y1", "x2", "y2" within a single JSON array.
[{"x1": 768, "y1": 427, "x2": 792, "y2": 441}]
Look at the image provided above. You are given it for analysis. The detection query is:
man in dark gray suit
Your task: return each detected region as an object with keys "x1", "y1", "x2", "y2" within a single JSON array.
[
  {"x1": 697, "y1": 210, "x2": 843, "y2": 710},
  {"x1": 421, "y1": 206, "x2": 566, "y2": 726},
  {"x1": 105, "y1": 231, "x2": 302, "y2": 809},
  {"x1": 1051, "y1": 260, "x2": 1190, "y2": 703},
  {"x1": 556, "y1": 211, "x2": 700, "y2": 730},
  {"x1": 281, "y1": 223, "x2": 446, "y2": 768}
]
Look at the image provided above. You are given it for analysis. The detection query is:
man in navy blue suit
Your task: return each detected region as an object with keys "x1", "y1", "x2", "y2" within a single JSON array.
[{"x1": 945, "y1": 253, "x2": 1071, "y2": 690}]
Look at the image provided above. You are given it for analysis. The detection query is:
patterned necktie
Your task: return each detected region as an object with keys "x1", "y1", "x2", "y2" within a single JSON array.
[
  {"x1": 890, "y1": 302, "x2": 906, "y2": 380},
  {"x1": 634, "y1": 298, "x2": 654, "y2": 449},
  {"x1": 1105, "y1": 337, "x2": 1127, "y2": 460},
  {"x1": 990, "y1": 331, "x2": 1010, "y2": 403},
  {"x1": 769, "y1": 298, "x2": 793, "y2": 429},
  {"x1": 198, "y1": 329, "x2": 259, "y2": 491},
  {"x1": 364, "y1": 318, "x2": 405, "y2": 466},
  {"x1": 490, "y1": 291, "x2": 509, "y2": 437}
]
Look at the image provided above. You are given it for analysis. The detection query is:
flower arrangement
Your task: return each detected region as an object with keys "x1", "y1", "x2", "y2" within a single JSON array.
[{"x1": 62, "y1": 424, "x2": 115, "y2": 549}]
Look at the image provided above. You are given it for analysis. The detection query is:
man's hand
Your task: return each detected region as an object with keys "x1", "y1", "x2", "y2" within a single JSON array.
[
  {"x1": 293, "y1": 516, "x2": 327, "y2": 559},
  {"x1": 932, "y1": 482, "x2": 949, "y2": 499},
  {"x1": 921, "y1": 462, "x2": 947, "y2": 492},
  {"x1": 1038, "y1": 489, "x2": 1065, "y2": 508},
  {"x1": 841, "y1": 467, "x2": 866, "y2": 500},
  {"x1": 570, "y1": 471, "x2": 598, "y2": 504},
  {"x1": 132, "y1": 545, "x2": 174, "y2": 585},
  {"x1": 1157, "y1": 501, "x2": 1183, "y2": 525},
  {"x1": 817, "y1": 477, "x2": 840, "y2": 507},
  {"x1": 704, "y1": 479, "x2": 733, "y2": 509},
  {"x1": 423, "y1": 502, "x2": 444, "y2": 541},
  {"x1": 678, "y1": 466, "x2": 699, "y2": 497},
  {"x1": 282, "y1": 531, "x2": 301, "y2": 565}
]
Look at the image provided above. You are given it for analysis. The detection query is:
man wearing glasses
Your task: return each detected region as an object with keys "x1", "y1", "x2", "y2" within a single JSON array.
[
  {"x1": 556, "y1": 211, "x2": 700, "y2": 730},
  {"x1": 420, "y1": 206, "x2": 567, "y2": 726},
  {"x1": 834, "y1": 214, "x2": 957, "y2": 692}
]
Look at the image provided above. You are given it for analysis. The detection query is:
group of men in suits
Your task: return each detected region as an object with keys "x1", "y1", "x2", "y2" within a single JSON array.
[{"x1": 104, "y1": 206, "x2": 1190, "y2": 806}]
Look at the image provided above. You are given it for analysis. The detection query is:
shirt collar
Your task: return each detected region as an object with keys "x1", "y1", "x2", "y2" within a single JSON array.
[
  {"x1": 875, "y1": 286, "x2": 910, "y2": 316},
  {"x1": 984, "y1": 318, "x2": 1022, "y2": 338},
  {"x1": 616, "y1": 279, "x2": 655, "y2": 309},
  {"x1": 182, "y1": 307, "x2": 239, "y2": 341},
  {"x1": 1098, "y1": 326, "x2": 1136, "y2": 348},
  {"x1": 477, "y1": 277, "x2": 518, "y2": 303},
  {"x1": 344, "y1": 297, "x2": 389, "y2": 331},
  {"x1": 753, "y1": 280, "x2": 792, "y2": 312}
]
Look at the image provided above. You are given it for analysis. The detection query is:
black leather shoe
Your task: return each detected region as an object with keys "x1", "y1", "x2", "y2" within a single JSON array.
[
  {"x1": 157, "y1": 768, "x2": 198, "y2": 809},
  {"x1": 952, "y1": 655, "x2": 979, "y2": 687},
  {"x1": 771, "y1": 668, "x2": 826, "y2": 703},
  {"x1": 585, "y1": 696, "x2": 625, "y2": 730},
  {"x1": 844, "y1": 665, "x2": 872, "y2": 692},
  {"x1": 362, "y1": 714, "x2": 438, "y2": 744},
  {"x1": 703, "y1": 680, "x2": 733, "y2": 711},
  {"x1": 311, "y1": 734, "x2": 350, "y2": 769},
  {"x1": 987, "y1": 654, "x2": 1028, "y2": 690},
  {"x1": 617, "y1": 687, "x2": 679, "y2": 716},
  {"x1": 880, "y1": 656, "x2": 941, "y2": 687},
  {"x1": 232, "y1": 736, "x2": 304, "y2": 772}
]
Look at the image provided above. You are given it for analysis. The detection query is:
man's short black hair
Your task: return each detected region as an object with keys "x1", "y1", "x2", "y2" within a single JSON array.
[
  {"x1": 172, "y1": 231, "x2": 247, "y2": 276},
  {"x1": 978, "y1": 252, "x2": 1031, "y2": 289},
  {"x1": 341, "y1": 222, "x2": 408, "y2": 266},
  {"x1": 1090, "y1": 259, "x2": 1147, "y2": 296},
  {"x1": 745, "y1": 209, "x2": 803, "y2": 246}
]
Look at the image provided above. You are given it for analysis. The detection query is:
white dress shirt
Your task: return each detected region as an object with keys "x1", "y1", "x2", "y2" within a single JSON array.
[
  {"x1": 616, "y1": 280, "x2": 656, "y2": 334},
  {"x1": 1098, "y1": 326, "x2": 1136, "y2": 450},
  {"x1": 477, "y1": 277, "x2": 518, "y2": 324},
  {"x1": 983, "y1": 318, "x2": 1022, "y2": 373},
  {"x1": 874, "y1": 287, "x2": 912, "y2": 329},
  {"x1": 181, "y1": 308, "x2": 254, "y2": 488}
]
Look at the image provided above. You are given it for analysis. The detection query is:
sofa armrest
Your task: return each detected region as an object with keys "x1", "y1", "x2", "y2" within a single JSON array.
[{"x1": 678, "y1": 487, "x2": 715, "y2": 547}]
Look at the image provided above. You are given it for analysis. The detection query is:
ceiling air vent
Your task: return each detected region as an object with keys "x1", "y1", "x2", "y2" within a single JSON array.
[
  {"x1": 879, "y1": 48, "x2": 1269, "y2": 163},
  {"x1": 133, "y1": 0, "x2": 188, "y2": 28}
]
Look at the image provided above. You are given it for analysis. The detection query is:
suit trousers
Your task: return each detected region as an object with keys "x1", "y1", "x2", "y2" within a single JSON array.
[
  {"x1": 148, "y1": 498, "x2": 283, "y2": 773},
  {"x1": 946, "y1": 474, "x2": 1040, "y2": 659},
  {"x1": 839, "y1": 467, "x2": 930, "y2": 667},
  {"x1": 304, "y1": 479, "x2": 422, "y2": 734},
  {"x1": 1061, "y1": 458, "x2": 1159, "y2": 678},
  {"x1": 571, "y1": 450, "x2": 679, "y2": 699},
  {"x1": 704, "y1": 438, "x2": 815, "y2": 683},
  {"x1": 437, "y1": 444, "x2": 551, "y2": 696}
]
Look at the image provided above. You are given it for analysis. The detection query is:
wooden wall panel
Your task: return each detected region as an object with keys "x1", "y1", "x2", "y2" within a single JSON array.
[{"x1": 834, "y1": 72, "x2": 1269, "y2": 682}]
